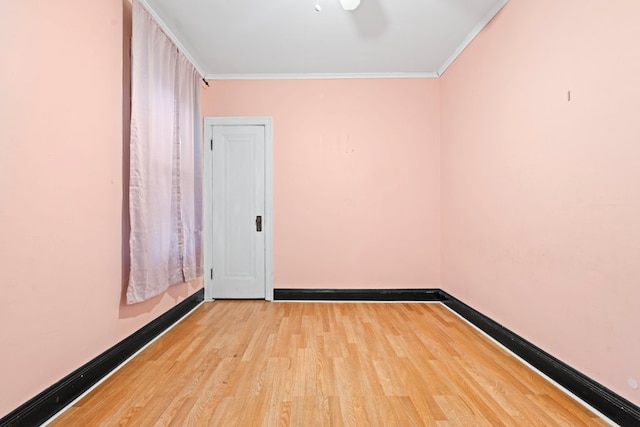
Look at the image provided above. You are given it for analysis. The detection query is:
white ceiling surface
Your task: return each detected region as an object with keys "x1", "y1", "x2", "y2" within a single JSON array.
[{"x1": 142, "y1": 0, "x2": 508, "y2": 79}]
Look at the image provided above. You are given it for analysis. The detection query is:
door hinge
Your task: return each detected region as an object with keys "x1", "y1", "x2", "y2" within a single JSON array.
[
  {"x1": 210, "y1": 268, "x2": 213, "y2": 280},
  {"x1": 210, "y1": 139, "x2": 213, "y2": 150}
]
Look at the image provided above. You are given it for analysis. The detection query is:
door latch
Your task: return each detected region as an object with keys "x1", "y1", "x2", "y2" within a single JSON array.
[{"x1": 256, "y1": 215, "x2": 262, "y2": 232}]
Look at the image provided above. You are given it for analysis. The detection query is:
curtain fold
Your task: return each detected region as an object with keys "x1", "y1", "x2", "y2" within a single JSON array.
[{"x1": 127, "y1": 0, "x2": 202, "y2": 304}]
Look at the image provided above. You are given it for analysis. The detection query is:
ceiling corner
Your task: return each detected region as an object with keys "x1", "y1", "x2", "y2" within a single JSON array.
[{"x1": 436, "y1": 0, "x2": 509, "y2": 77}]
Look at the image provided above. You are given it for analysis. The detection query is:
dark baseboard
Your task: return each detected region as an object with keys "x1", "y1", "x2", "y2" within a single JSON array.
[
  {"x1": 438, "y1": 290, "x2": 640, "y2": 426},
  {"x1": 274, "y1": 288, "x2": 444, "y2": 301},
  {"x1": 0, "y1": 288, "x2": 204, "y2": 427},
  {"x1": 277, "y1": 287, "x2": 640, "y2": 425},
  {"x1": 3, "y1": 287, "x2": 638, "y2": 425}
]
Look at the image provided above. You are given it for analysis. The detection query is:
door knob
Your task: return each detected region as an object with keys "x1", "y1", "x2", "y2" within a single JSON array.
[{"x1": 256, "y1": 215, "x2": 262, "y2": 232}]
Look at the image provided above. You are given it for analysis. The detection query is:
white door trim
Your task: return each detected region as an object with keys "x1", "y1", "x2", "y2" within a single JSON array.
[{"x1": 203, "y1": 117, "x2": 274, "y2": 301}]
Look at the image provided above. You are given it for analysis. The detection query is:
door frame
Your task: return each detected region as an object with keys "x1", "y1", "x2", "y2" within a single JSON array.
[{"x1": 203, "y1": 117, "x2": 274, "y2": 301}]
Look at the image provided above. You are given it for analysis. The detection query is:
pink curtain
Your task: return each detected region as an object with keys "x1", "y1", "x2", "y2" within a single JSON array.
[{"x1": 127, "y1": 0, "x2": 202, "y2": 304}]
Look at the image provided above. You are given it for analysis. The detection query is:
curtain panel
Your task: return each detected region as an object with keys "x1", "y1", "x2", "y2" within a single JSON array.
[{"x1": 128, "y1": 0, "x2": 203, "y2": 304}]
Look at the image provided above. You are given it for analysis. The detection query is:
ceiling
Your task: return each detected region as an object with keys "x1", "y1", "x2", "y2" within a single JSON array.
[{"x1": 142, "y1": 0, "x2": 508, "y2": 79}]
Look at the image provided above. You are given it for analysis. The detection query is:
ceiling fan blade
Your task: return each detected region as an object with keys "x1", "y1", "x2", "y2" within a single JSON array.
[{"x1": 339, "y1": 0, "x2": 361, "y2": 11}]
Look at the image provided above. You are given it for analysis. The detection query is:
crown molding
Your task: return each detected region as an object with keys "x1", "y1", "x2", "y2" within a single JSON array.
[
  {"x1": 204, "y1": 72, "x2": 439, "y2": 81},
  {"x1": 437, "y1": 0, "x2": 509, "y2": 77},
  {"x1": 140, "y1": 0, "x2": 507, "y2": 81}
]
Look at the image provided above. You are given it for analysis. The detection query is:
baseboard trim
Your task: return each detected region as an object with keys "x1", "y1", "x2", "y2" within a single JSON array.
[
  {"x1": 0, "y1": 288, "x2": 204, "y2": 427},
  {"x1": 273, "y1": 288, "x2": 444, "y2": 301},
  {"x1": 278, "y1": 287, "x2": 640, "y2": 424},
  {"x1": 438, "y1": 290, "x2": 640, "y2": 426},
  {"x1": 3, "y1": 287, "x2": 638, "y2": 425}
]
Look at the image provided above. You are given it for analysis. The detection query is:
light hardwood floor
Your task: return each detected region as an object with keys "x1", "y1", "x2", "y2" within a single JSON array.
[{"x1": 50, "y1": 301, "x2": 608, "y2": 426}]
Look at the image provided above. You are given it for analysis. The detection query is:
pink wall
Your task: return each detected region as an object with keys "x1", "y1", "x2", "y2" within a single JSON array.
[
  {"x1": 0, "y1": 0, "x2": 201, "y2": 417},
  {"x1": 440, "y1": 0, "x2": 640, "y2": 405},
  {"x1": 3, "y1": 0, "x2": 636, "y2": 417},
  {"x1": 203, "y1": 80, "x2": 441, "y2": 289}
]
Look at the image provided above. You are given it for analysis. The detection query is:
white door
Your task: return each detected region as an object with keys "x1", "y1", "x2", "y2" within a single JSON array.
[{"x1": 210, "y1": 125, "x2": 265, "y2": 298}]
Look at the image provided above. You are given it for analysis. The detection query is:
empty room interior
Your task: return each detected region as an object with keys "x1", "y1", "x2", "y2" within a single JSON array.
[{"x1": 2, "y1": 0, "x2": 640, "y2": 425}]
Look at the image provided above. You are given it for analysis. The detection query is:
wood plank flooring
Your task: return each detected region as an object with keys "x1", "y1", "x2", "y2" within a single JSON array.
[{"x1": 50, "y1": 301, "x2": 608, "y2": 426}]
